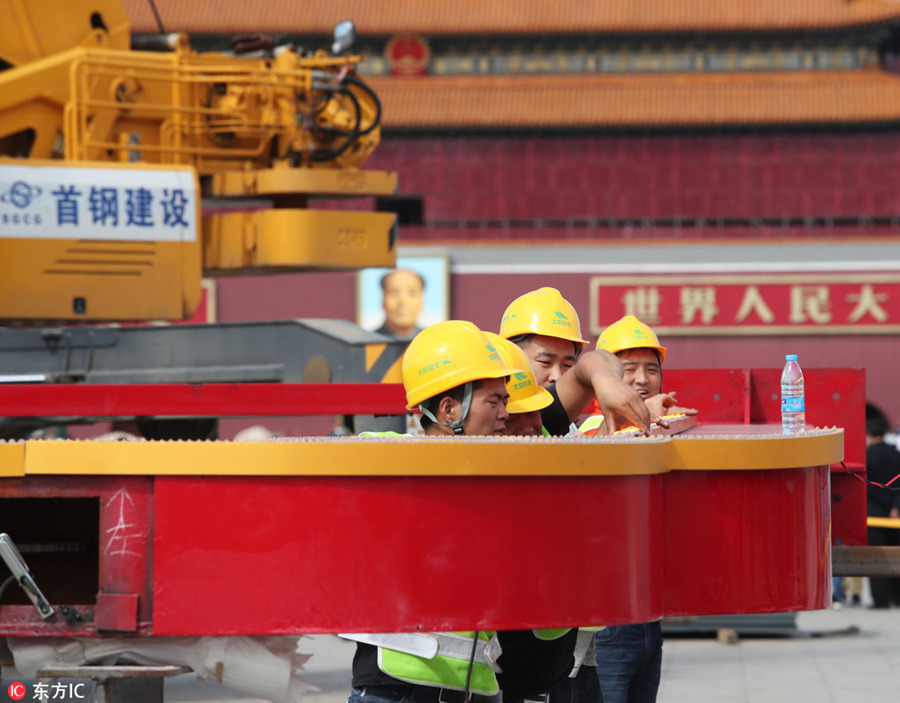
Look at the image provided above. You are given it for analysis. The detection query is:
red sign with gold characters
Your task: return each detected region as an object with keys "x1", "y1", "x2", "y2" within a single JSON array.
[{"x1": 589, "y1": 272, "x2": 900, "y2": 336}]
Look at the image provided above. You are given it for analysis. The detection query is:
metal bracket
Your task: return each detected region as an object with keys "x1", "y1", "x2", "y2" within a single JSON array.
[{"x1": 0, "y1": 533, "x2": 55, "y2": 619}]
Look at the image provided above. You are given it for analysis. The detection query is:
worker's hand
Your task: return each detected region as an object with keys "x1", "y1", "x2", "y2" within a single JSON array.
[
  {"x1": 644, "y1": 391, "x2": 698, "y2": 419},
  {"x1": 591, "y1": 374, "x2": 652, "y2": 436}
]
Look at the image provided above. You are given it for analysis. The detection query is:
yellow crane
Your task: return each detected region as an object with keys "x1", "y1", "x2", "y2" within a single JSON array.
[{"x1": 0, "y1": 0, "x2": 397, "y2": 321}]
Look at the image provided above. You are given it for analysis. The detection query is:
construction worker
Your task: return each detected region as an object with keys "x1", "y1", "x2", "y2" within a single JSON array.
[
  {"x1": 500, "y1": 287, "x2": 653, "y2": 437},
  {"x1": 578, "y1": 315, "x2": 695, "y2": 703},
  {"x1": 481, "y1": 331, "x2": 614, "y2": 703},
  {"x1": 500, "y1": 288, "x2": 658, "y2": 703},
  {"x1": 484, "y1": 332, "x2": 553, "y2": 436},
  {"x1": 579, "y1": 315, "x2": 696, "y2": 435},
  {"x1": 345, "y1": 320, "x2": 577, "y2": 703},
  {"x1": 500, "y1": 287, "x2": 586, "y2": 389}
]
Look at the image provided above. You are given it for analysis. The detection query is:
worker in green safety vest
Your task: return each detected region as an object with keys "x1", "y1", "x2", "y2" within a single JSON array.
[
  {"x1": 344, "y1": 320, "x2": 578, "y2": 703},
  {"x1": 499, "y1": 288, "x2": 655, "y2": 703},
  {"x1": 578, "y1": 315, "x2": 695, "y2": 703}
]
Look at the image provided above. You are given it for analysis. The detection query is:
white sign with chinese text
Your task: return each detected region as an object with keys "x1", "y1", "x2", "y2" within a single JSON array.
[{"x1": 0, "y1": 164, "x2": 197, "y2": 242}]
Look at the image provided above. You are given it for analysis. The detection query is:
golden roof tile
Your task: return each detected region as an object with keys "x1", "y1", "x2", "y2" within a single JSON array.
[
  {"x1": 121, "y1": 0, "x2": 900, "y2": 35},
  {"x1": 364, "y1": 71, "x2": 900, "y2": 128}
]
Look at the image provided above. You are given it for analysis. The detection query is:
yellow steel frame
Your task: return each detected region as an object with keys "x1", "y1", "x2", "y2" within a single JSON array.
[{"x1": 0, "y1": 427, "x2": 843, "y2": 478}]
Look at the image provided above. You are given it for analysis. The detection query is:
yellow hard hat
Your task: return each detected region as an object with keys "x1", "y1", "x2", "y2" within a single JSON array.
[
  {"x1": 499, "y1": 287, "x2": 588, "y2": 345},
  {"x1": 595, "y1": 315, "x2": 667, "y2": 364},
  {"x1": 483, "y1": 332, "x2": 553, "y2": 414},
  {"x1": 402, "y1": 320, "x2": 524, "y2": 410}
]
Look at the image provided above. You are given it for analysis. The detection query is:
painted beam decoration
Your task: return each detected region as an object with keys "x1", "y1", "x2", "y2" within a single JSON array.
[{"x1": 590, "y1": 273, "x2": 900, "y2": 336}]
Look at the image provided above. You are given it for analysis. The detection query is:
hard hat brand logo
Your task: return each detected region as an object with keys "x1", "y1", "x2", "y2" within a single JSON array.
[
  {"x1": 511, "y1": 372, "x2": 532, "y2": 391},
  {"x1": 502, "y1": 313, "x2": 516, "y2": 323},
  {"x1": 417, "y1": 360, "x2": 451, "y2": 376},
  {"x1": 554, "y1": 311, "x2": 568, "y2": 320}
]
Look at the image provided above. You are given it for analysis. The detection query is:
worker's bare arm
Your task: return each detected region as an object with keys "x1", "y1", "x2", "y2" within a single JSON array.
[{"x1": 554, "y1": 350, "x2": 654, "y2": 435}]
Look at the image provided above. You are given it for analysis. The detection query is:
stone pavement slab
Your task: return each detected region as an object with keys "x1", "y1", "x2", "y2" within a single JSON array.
[{"x1": 164, "y1": 607, "x2": 900, "y2": 703}]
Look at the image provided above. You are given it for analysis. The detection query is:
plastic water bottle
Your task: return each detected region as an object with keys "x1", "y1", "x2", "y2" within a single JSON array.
[{"x1": 781, "y1": 354, "x2": 805, "y2": 434}]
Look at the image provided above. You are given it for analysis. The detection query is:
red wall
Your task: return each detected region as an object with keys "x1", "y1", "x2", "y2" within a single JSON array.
[{"x1": 367, "y1": 132, "x2": 900, "y2": 222}]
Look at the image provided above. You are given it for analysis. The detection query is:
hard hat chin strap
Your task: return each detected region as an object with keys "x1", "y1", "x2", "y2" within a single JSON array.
[{"x1": 419, "y1": 382, "x2": 474, "y2": 435}]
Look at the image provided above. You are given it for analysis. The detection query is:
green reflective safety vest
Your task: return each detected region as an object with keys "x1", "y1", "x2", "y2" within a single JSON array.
[
  {"x1": 378, "y1": 631, "x2": 500, "y2": 695},
  {"x1": 577, "y1": 415, "x2": 605, "y2": 434},
  {"x1": 377, "y1": 629, "x2": 575, "y2": 695}
]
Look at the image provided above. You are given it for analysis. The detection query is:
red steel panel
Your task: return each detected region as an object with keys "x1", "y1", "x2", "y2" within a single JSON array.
[
  {"x1": 0, "y1": 383, "x2": 406, "y2": 417},
  {"x1": 662, "y1": 369, "x2": 748, "y2": 423},
  {"x1": 152, "y1": 474, "x2": 663, "y2": 635},
  {"x1": 95, "y1": 593, "x2": 139, "y2": 632},
  {"x1": 663, "y1": 466, "x2": 831, "y2": 616},
  {"x1": 152, "y1": 461, "x2": 831, "y2": 635}
]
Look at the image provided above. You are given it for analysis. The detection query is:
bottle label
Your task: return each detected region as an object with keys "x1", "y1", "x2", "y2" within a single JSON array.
[{"x1": 782, "y1": 396, "x2": 805, "y2": 413}]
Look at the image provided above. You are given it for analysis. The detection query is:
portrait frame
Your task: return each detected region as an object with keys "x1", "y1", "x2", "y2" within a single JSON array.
[{"x1": 357, "y1": 255, "x2": 450, "y2": 335}]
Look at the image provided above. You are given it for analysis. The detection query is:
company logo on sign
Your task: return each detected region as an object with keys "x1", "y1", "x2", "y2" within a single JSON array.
[{"x1": 1, "y1": 181, "x2": 42, "y2": 208}]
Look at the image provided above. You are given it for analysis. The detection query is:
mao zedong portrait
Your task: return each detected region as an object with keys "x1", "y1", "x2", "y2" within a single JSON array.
[{"x1": 375, "y1": 268, "x2": 425, "y2": 338}]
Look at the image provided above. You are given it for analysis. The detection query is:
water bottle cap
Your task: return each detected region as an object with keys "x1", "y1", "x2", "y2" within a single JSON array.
[{"x1": 785, "y1": 354, "x2": 798, "y2": 361}]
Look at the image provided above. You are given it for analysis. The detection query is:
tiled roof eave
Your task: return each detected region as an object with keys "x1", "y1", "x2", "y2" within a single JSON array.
[
  {"x1": 121, "y1": 0, "x2": 900, "y2": 35},
  {"x1": 364, "y1": 71, "x2": 900, "y2": 129}
]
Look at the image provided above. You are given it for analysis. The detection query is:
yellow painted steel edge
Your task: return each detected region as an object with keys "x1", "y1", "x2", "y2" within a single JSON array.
[
  {"x1": 868, "y1": 517, "x2": 900, "y2": 529},
  {"x1": 22, "y1": 437, "x2": 670, "y2": 477},
  {"x1": 0, "y1": 442, "x2": 25, "y2": 477},
  {"x1": 667, "y1": 428, "x2": 844, "y2": 471},
  {"x1": 207, "y1": 169, "x2": 398, "y2": 197}
]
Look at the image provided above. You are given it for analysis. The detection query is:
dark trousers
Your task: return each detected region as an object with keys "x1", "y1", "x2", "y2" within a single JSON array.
[
  {"x1": 594, "y1": 623, "x2": 662, "y2": 703},
  {"x1": 868, "y1": 526, "x2": 900, "y2": 608},
  {"x1": 547, "y1": 664, "x2": 603, "y2": 703}
]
